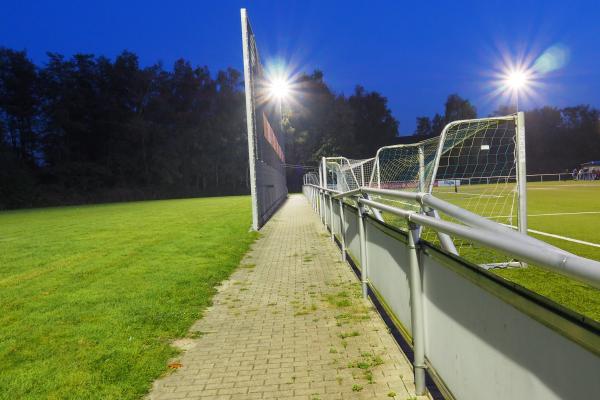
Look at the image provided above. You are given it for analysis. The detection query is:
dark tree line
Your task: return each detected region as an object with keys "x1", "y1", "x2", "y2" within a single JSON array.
[
  {"x1": 0, "y1": 49, "x2": 400, "y2": 208},
  {"x1": 0, "y1": 48, "x2": 251, "y2": 208},
  {"x1": 413, "y1": 96, "x2": 600, "y2": 174},
  {"x1": 1, "y1": 47, "x2": 598, "y2": 209},
  {"x1": 283, "y1": 71, "x2": 399, "y2": 189},
  {"x1": 517, "y1": 105, "x2": 600, "y2": 173}
]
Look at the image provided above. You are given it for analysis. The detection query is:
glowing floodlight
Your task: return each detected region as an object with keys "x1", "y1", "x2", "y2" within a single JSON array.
[
  {"x1": 268, "y1": 78, "x2": 290, "y2": 100},
  {"x1": 499, "y1": 67, "x2": 533, "y2": 111},
  {"x1": 505, "y1": 70, "x2": 530, "y2": 90}
]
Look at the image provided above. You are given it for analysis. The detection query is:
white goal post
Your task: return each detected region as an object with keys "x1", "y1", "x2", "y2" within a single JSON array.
[{"x1": 318, "y1": 113, "x2": 528, "y2": 266}]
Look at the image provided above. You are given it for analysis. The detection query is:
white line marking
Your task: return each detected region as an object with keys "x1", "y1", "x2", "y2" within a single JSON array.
[
  {"x1": 529, "y1": 184, "x2": 600, "y2": 189},
  {"x1": 436, "y1": 192, "x2": 506, "y2": 198},
  {"x1": 489, "y1": 211, "x2": 600, "y2": 219},
  {"x1": 500, "y1": 224, "x2": 600, "y2": 249},
  {"x1": 527, "y1": 211, "x2": 600, "y2": 217}
]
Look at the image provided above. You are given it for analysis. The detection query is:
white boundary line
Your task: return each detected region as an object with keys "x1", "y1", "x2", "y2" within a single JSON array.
[
  {"x1": 501, "y1": 223, "x2": 600, "y2": 249},
  {"x1": 528, "y1": 211, "x2": 600, "y2": 217},
  {"x1": 529, "y1": 184, "x2": 600, "y2": 189},
  {"x1": 437, "y1": 192, "x2": 506, "y2": 198},
  {"x1": 489, "y1": 211, "x2": 600, "y2": 219}
]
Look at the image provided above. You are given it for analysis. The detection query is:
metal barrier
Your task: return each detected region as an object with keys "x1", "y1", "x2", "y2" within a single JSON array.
[
  {"x1": 302, "y1": 183, "x2": 600, "y2": 400},
  {"x1": 526, "y1": 173, "x2": 574, "y2": 182}
]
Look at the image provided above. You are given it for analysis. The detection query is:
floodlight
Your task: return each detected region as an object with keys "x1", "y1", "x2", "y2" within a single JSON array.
[
  {"x1": 505, "y1": 70, "x2": 529, "y2": 90},
  {"x1": 269, "y1": 78, "x2": 290, "y2": 100}
]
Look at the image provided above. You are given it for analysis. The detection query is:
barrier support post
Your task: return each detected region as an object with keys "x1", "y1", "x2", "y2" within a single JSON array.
[
  {"x1": 339, "y1": 199, "x2": 346, "y2": 261},
  {"x1": 357, "y1": 203, "x2": 368, "y2": 299},
  {"x1": 408, "y1": 221, "x2": 426, "y2": 396},
  {"x1": 329, "y1": 193, "x2": 334, "y2": 242}
]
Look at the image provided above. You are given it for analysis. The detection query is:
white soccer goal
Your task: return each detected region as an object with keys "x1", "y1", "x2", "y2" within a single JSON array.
[{"x1": 319, "y1": 114, "x2": 527, "y2": 267}]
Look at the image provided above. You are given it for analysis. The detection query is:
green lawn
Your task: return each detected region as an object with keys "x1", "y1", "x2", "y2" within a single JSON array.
[
  {"x1": 0, "y1": 197, "x2": 257, "y2": 399},
  {"x1": 378, "y1": 180, "x2": 600, "y2": 321},
  {"x1": 493, "y1": 181, "x2": 600, "y2": 321}
]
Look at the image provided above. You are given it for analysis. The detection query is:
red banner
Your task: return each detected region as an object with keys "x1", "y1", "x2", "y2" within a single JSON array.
[{"x1": 263, "y1": 113, "x2": 285, "y2": 162}]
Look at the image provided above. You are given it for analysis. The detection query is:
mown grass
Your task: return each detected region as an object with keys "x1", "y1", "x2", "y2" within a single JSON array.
[
  {"x1": 377, "y1": 181, "x2": 600, "y2": 321},
  {"x1": 0, "y1": 196, "x2": 257, "y2": 399},
  {"x1": 493, "y1": 181, "x2": 600, "y2": 321}
]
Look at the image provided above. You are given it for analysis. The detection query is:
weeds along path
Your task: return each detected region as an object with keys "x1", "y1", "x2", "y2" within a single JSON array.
[{"x1": 149, "y1": 194, "x2": 428, "y2": 400}]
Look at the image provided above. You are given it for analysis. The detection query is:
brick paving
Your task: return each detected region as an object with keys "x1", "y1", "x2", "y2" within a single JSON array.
[{"x1": 148, "y1": 194, "x2": 429, "y2": 400}]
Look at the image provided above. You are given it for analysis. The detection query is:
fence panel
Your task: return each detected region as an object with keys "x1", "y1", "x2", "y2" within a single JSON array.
[
  {"x1": 304, "y1": 191, "x2": 600, "y2": 399},
  {"x1": 343, "y1": 204, "x2": 361, "y2": 267},
  {"x1": 421, "y1": 245, "x2": 600, "y2": 400},
  {"x1": 331, "y1": 200, "x2": 341, "y2": 238},
  {"x1": 365, "y1": 219, "x2": 413, "y2": 335}
]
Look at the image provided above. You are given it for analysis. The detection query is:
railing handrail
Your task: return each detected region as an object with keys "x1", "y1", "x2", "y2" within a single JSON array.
[{"x1": 305, "y1": 183, "x2": 600, "y2": 289}]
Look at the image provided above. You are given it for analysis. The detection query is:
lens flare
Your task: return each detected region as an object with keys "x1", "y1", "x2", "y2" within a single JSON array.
[
  {"x1": 505, "y1": 70, "x2": 530, "y2": 90},
  {"x1": 269, "y1": 78, "x2": 290, "y2": 100},
  {"x1": 533, "y1": 44, "x2": 570, "y2": 74}
]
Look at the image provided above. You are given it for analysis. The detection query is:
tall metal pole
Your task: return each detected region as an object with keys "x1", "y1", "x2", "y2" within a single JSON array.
[
  {"x1": 516, "y1": 112, "x2": 528, "y2": 236},
  {"x1": 240, "y1": 9, "x2": 259, "y2": 231}
]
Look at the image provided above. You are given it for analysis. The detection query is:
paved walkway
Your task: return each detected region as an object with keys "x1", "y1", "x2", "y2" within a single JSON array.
[{"x1": 149, "y1": 194, "x2": 428, "y2": 400}]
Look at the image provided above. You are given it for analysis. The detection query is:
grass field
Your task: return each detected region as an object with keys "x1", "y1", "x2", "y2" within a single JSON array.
[
  {"x1": 0, "y1": 197, "x2": 257, "y2": 399},
  {"x1": 491, "y1": 181, "x2": 600, "y2": 321},
  {"x1": 1, "y1": 182, "x2": 598, "y2": 398},
  {"x1": 379, "y1": 180, "x2": 600, "y2": 321}
]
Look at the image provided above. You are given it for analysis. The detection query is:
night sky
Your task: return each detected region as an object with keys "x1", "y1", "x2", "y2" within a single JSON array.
[{"x1": 2, "y1": 0, "x2": 599, "y2": 134}]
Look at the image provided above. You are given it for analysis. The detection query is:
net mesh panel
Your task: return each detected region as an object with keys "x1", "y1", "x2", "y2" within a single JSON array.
[
  {"x1": 325, "y1": 157, "x2": 374, "y2": 191},
  {"x1": 307, "y1": 116, "x2": 520, "y2": 266},
  {"x1": 242, "y1": 12, "x2": 288, "y2": 228},
  {"x1": 324, "y1": 157, "x2": 375, "y2": 207},
  {"x1": 304, "y1": 172, "x2": 320, "y2": 186},
  {"x1": 368, "y1": 138, "x2": 440, "y2": 215},
  {"x1": 423, "y1": 118, "x2": 518, "y2": 263}
]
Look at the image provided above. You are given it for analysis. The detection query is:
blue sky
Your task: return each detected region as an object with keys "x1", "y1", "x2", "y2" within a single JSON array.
[{"x1": 1, "y1": 0, "x2": 599, "y2": 134}]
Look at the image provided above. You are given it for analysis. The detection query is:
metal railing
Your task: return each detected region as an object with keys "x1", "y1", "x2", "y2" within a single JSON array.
[
  {"x1": 526, "y1": 172, "x2": 575, "y2": 182},
  {"x1": 303, "y1": 183, "x2": 600, "y2": 396}
]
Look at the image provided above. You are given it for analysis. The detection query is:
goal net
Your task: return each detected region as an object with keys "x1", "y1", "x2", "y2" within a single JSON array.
[
  {"x1": 241, "y1": 9, "x2": 288, "y2": 230},
  {"x1": 320, "y1": 115, "x2": 526, "y2": 267},
  {"x1": 324, "y1": 157, "x2": 375, "y2": 192}
]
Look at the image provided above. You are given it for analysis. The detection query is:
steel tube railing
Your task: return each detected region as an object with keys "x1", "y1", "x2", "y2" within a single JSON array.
[
  {"x1": 357, "y1": 197, "x2": 600, "y2": 288},
  {"x1": 361, "y1": 187, "x2": 567, "y2": 254},
  {"x1": 305, "y1": 183, "x2": 600, "y2": 289},
  {"x1": 303, "y1": 183, "x2": 600, "y2": 397}
]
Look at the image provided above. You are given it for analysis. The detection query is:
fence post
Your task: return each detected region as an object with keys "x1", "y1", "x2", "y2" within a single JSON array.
[
  {"x1": 408, "y1": 221, "x2": 426, "y2": 396},
  {"x1": 329, "y1": 193, "x2": 335, "y2": 242},
  {"x1": 319, "y1": 191, "x2": 323, "y2": 223},
  {"x1": 321, "y1": 191, "x2": 326, "y2": 225},
  {"x1": 339, "y1": 199, "x2": 346, "y2": 261},
  {"x1": 357, "y1": 203, "x2": 368, "y2": 299},
  {"x1": 316, "y1": 189, "x2": 320, "y2": 216}
]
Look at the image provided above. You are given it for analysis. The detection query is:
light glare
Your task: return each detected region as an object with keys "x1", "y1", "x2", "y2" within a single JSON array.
[
  {"x1": 269, "y1": 78, "x2": 290, "y2": 100},
  {"x1": 506, "y1": 70, "x2": 529, "y2": 90}
]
